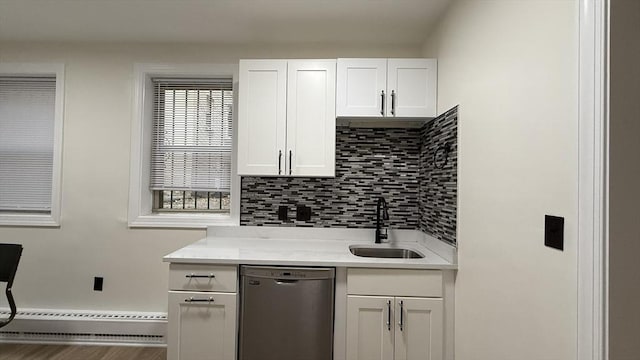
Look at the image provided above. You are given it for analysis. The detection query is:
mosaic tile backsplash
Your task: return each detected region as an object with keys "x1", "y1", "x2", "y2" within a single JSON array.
[
  {"x1": 240, "y1": 106, "x2": 458, "y2": 245},
  {"x1": 241, "y1": 127, "x2": 421, "y2": 229},
  {"x1": 419, "y1": 107, "x2": 458, "y2": 245}
]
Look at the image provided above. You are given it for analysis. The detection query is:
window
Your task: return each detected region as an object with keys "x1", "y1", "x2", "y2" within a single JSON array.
[
  {"x1": 128, "y1": 64, "x2": 239, "y2": 228},
  {"x1": 151, "y1": 79, "x2": 233, "y2": 213},
  {"x1": 0, "y1": 64, "x2": 64, "y2": 227}
]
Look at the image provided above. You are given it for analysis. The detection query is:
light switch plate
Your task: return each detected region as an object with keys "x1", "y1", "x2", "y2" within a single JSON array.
[{"x1": 545, "y1": 215, "x2": 564, "y2": 251}]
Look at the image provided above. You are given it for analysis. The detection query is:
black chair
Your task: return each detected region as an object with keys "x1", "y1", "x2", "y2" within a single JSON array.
[{"x1": 0, "y1": 244, "x2": 23, "y2": 329}]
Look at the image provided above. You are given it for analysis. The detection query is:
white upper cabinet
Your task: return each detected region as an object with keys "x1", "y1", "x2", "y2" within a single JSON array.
[
  {"x1": 336, "y1": 58, "x2": 387, "y2": 117},
  {"x1": 387, "y1": 59, "x2": 437, "y2": 118},
  {"x1": 237, "y1": 60, "x2": 287, "y2": 176},
  {"x1": 337, "y1": 58, "x2": 437, "y2": 118},
  {"x1": 287, "y1": 60, "x2": 336, "y2": 177},
  {"x1": 238, "y1": 59, "x2": 336, "y2": 177}
]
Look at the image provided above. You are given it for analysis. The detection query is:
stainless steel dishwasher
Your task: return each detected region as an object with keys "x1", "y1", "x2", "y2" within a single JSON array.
[{"x1": 239, "y1": 265, "x2": 335, "y2": 360}]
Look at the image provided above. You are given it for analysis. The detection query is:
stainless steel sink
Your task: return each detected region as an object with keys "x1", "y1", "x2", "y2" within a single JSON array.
[{"x1": 349, "y1": 247, "x2": 425, "y2": 259}]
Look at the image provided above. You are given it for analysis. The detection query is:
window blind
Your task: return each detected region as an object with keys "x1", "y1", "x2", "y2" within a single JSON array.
[
  {"x1": 0, "y1": 77, "x2": 56, "y2": 212},
  {"x1": 151, "y1": 78, "x2": 233, "y2": 193}
]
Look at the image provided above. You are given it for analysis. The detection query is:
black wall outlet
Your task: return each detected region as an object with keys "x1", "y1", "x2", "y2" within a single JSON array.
[
  {"x1": 296, "y1": 205, "x2": 312, "y2": 221},
  {"x1": 545, "y1": 215, "x2": 564, "y2": 251},
  {"x1": 278, "y1": 205, "x2": 288, "y2": 222},
  {"x1": 93, "y1": 277, "x2": 103, "y2": 291}
]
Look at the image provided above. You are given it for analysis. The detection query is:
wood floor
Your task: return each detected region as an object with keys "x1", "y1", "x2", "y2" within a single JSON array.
[{"x1": 0, "y1": 344, "x2": 166, "y2": 360}]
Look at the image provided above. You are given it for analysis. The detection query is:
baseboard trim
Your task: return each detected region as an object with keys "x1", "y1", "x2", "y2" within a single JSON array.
[{"x1": 0, "y1": 308, "x2": 167, "y2": 346}]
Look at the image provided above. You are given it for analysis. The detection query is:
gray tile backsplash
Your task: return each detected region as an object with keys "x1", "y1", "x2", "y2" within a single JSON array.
[
  {"x1": 419, "y1": 107, "x2": 458, "y2": 245},
  {"x1": 241, "y1": 127, "x2": 421, "y2": 228},
  {"x1": 240, "y1": 106, "x2": 458, "y2": 245}
]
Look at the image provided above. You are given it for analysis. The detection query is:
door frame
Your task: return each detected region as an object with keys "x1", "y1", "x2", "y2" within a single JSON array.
[{"x1": 578, "y1": 0, "x2": 609, "y2": 359}]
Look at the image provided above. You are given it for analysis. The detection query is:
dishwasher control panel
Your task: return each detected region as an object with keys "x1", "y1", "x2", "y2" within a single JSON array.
[{"x1": 241, "y1": 266, "x2": 335, "y2": 280}]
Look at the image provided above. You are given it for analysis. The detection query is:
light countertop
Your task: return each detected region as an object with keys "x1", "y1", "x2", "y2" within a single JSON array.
[{"x1": 163, "y1": 227, "x2": 457, "y2": 270}]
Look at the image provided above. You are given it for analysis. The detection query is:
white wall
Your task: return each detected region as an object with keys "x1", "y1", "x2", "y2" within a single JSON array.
[
  {"x1": 609, "y1": 0, "x2": 640, "y2": 358},
  {"x1": 423, "y1": 1, "x2": 578, "y2": 359},
  {"x1": 0, "y1": 42, "x2": 420, "y2": 312}
]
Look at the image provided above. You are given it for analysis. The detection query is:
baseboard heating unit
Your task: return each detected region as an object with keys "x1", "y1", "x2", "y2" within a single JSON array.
[{"x1": 0, "y1": 308, "x2": 167, "y2": 346}]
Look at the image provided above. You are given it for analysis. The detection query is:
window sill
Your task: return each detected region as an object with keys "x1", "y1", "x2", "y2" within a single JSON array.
[
  {"x1": 129, "y1": 213, "x2": 239, "y2": 229},
  {"x1": 0, "y1": 213, "x2": 60, "y2": 227}
]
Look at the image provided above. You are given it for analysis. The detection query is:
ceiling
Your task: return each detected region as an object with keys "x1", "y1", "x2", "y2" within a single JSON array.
[{"x1": 0, "y1": 0, "x2": 451, "y2": 46}]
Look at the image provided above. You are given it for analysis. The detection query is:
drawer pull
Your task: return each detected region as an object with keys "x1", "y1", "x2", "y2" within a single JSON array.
[
  {"x1": 398, "y1": 300, "x2": 404, "y2": 331},
  {"x1": 185, "y1": 273, "x2": 215, "y2": 279},
  {"x1": 185, "y1": 296, "x2": 214, "y2": 303},
  {"x1": 386, "y1": 300, "x2": 392, "y2": 331}
]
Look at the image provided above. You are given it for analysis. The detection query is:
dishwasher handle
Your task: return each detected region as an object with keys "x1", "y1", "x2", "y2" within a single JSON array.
[{"x1": 275, "y1": 279, "x2": 300, "y2": 284}]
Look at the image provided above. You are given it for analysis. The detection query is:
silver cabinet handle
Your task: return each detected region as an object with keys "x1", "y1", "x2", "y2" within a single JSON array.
[
  {"x1": 289, "y1": 150, "x2": 292, "y2": 175},
  {"x1": 381, "y1": 90, "x2": 385, "y2": 115},
  {"x1": 386, "y1": 300, "x2": 392, "y2": 331},
  {"x1": 184, "y1": 296, "x2": 214, "y2": 303},
  {"x1": 391, "y1": 90, "x2": 396, "y2": 116},
  {"x1": 398, "y1": 300, "x2": 404, "y2": 331},
  {"x1": 278, "y1": 150, "x2": 282, "y2": 175},
  {"x1": 185, "y1": 273, "x2": 215, "y2": 279}
]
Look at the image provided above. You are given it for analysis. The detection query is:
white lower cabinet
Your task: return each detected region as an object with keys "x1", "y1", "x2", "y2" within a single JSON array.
[
  {"x1": 346, "y1": 296, "x2": 395, "y2": 360},
  {"x1": 394, "y1": 297, "x2": 443, "y2": 360},
  {"x1": 347, "y1": 295, "x2": 443, "y2": 360},
  {"x1": 346, "y1": 268, "x2": 444, "y2": 360},
  {"x1": 168, "y1": 291, "x2": 237, "y2": 360},
  {"x1": 167, "y1": 263, "x2": 238, "y2": 360},
  {"x1": 165, "y1": 263, "x2": 448, "y2": 360}
]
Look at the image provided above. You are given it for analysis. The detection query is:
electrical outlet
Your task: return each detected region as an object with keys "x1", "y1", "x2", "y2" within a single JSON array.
[
  {"x1": 93, "y1": 277, "x2": 103, "y2": 291},
  {"x1": 296, "y1": 205, "x2": 311, "y2": 221},
  {"x1": 278, "y1": 206, "x2": 288, "y2": 222}
]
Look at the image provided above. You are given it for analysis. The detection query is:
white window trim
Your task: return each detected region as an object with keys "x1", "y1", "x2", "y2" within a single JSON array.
[
  {"x1": 0, "y1": 63, "x2": 65, "y2": 227},
  {"x1": 129, "y1": 64, "x2": 240, "y2": 228}
]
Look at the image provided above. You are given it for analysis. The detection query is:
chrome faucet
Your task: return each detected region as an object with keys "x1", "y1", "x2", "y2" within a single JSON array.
[{"x1": 375, "y1": 197, "x2": 390, "y2": 244}]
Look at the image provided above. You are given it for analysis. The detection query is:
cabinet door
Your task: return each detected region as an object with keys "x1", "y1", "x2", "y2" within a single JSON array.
[
  {"x1": 286, "y1": 60, "x2": 336, "y2": 177},
  {"x1": 336, "y1": 59, "x2": 387, "y2": 117},
  {"x1": 394, "y1": 297, "x2": 443, "y2": 360},
  {"x1": 237, "y1": 60, "x2": 287, "y2": 175},
  {"x1": 168, "y1": 291, "x2": 237, "y2": 360},
  {"x1": 387, "y1": 59, "x2": 437, "y2": 118},
  {"x1": 346, "y1": 295, "x2": 394, "y2": 360}
]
